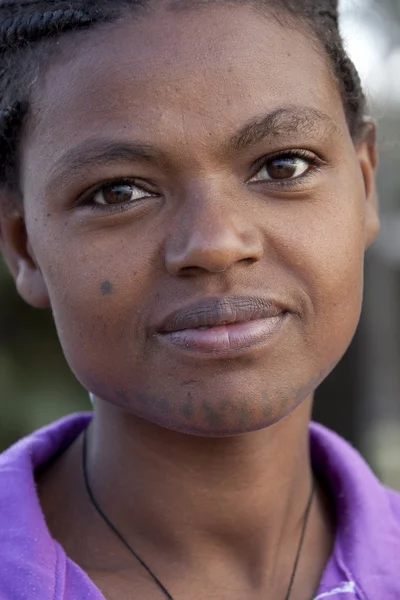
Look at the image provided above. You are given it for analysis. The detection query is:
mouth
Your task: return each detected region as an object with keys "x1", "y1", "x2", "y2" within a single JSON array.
[{"x1": 155, "y1": 296, "x2": 290, "y2": 356}]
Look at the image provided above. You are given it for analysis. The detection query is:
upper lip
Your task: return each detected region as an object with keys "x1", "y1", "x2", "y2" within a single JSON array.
[{"x1": 156, "y1": 296, "x2": 288, "y2": 333}]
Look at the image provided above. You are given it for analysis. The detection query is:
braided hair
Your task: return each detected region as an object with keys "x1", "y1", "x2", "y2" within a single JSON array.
[{"x1": 0, "y1": 0, "x2": 367, "y2": 199}]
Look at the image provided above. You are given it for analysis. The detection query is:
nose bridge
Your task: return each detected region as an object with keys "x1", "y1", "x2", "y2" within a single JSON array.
[{"x1": 164, "y1": 177, "x2": 263, "y2": 275}]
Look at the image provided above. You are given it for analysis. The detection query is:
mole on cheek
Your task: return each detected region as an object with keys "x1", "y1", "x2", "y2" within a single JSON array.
[{"x1": 100, "y1": 280, "x2": 114, "y2": 296}]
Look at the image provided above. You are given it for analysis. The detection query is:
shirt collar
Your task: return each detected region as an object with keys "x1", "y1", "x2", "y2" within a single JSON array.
[
  {"x1": 310, "y1": 423, "x2": 400, "y2": 598},
  {"x1": 0, "y1": 413, "x2": 92, "y2": 599},
  {"x1": 1, "y1": 414, "x2": 399, "y2": 599}
]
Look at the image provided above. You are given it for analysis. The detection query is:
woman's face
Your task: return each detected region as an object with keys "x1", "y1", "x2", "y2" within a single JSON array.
[{"x1": 17, "y1": 4, "x2": 378, "y2": 435}]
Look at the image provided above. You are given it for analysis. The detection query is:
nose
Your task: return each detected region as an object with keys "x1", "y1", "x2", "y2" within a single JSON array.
[{"x1": 164, "y1": 182, "x2": 264, "y2": 277}]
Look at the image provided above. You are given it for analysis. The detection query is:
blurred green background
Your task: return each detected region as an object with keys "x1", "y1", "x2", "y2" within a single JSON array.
[
  {"x1": 1, "y1": 0, "x2": 400, "y2": 489},
  {"x1": 0, "y1": 257, "x2": 87, "y2": 447}
]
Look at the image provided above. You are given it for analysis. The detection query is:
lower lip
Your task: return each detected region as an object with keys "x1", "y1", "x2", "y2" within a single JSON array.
[{"x1": 158, "y1": 316, "x2": 287, "y2": 355}]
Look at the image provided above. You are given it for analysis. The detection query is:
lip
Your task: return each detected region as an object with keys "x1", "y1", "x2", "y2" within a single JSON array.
[{"x1": 154, "y1": 296, "x2": 290, "y2": 356}]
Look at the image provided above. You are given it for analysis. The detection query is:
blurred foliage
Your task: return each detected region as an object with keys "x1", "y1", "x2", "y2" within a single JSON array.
[{"x1": 0, "y1": 257, "x2": 87, "y2": 450}]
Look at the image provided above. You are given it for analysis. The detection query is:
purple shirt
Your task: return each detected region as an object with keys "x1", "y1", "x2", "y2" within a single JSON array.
[{"x1": 0, "y1": 413, "x2": 399, "y2": 599}]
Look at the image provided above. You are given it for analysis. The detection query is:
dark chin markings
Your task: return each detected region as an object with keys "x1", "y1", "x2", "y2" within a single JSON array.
[
  {"x1": 111, "y1": 375, "x2": 325, "y2": 434},
  {"x1": 234, "y1": 399, "x2": 252, "y2": 427},
  {"x1": 202, "y1": 400, "x2": 223, "y2": 426},
  {"x1": 179, "y1": 392, "x2": 195, "y2": 419}
]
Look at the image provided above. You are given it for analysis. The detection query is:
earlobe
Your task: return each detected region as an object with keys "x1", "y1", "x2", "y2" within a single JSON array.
[
  {"x1": 356, "y1": 120, "x2": 380, "y2": 250},
  {"x1": 15, "y1": 257, "x2": 50, "y2": 308},
  {"x1": 0, "y1": 208, "x2": 50, "y2": 309}
]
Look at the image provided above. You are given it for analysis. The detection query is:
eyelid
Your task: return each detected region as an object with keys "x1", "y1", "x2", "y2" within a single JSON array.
[
  {"x1": 248, "y1": 148, "x2": 325, "y2": 186},
  {"x1": 73, "y1": 148, "x2": 325, "y2": 215},
  {"x1": 77, "y1": 177, "x2": 158, "y2": 207},
  {"x1": 250, "y1": 148, "x2": 323, "y2": 173}
]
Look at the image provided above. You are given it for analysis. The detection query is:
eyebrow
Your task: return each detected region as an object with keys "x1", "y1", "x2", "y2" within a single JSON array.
[
  {"x1": 227, "y1": 106, "x2": 340, "y2": 153},
  {"x1": 48, "y1": 106, "x2": 339, "y2": 186},
  {"x1": 49, "y1": 140, "x2": 165, "y2": 187}
]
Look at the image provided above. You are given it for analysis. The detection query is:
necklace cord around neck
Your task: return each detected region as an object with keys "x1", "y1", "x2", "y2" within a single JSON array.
[
  {"x1": 82, "y1": 427, "x2": 315, "y2": 600},
  {"x1": 82, "y1": 428, "x2": 174, "y2": 600}
]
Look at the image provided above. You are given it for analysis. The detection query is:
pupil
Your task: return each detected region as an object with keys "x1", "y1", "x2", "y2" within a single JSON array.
[
  {"x1": 104, "y1": 185, "x2": 132, "y2": 204},
  {"x1": 269, "y1": 158, "x2": 297, "y2": 179}
]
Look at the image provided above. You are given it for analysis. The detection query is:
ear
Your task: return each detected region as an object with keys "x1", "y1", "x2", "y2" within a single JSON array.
[
  {"x1": 355, "y1": 119, "x2": 380, "y2": 250},
  {"x1": 0, "y1": 196, "x2": 50, "y2": 308}
]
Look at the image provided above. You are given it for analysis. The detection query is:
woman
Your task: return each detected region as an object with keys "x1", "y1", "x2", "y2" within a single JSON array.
[{"x1": 0, "y1": 0, "x2": 398, "y2": 598}]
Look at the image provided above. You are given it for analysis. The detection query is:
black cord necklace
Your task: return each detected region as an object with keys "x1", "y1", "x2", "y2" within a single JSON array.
[{"x1": 82, "y1": 428, "x2": 315, "y2": 600}]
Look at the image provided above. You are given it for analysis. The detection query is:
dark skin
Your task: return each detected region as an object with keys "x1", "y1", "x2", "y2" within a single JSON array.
[{"x1": 0, "y1": 4, "x2": 379, "y2": 600}]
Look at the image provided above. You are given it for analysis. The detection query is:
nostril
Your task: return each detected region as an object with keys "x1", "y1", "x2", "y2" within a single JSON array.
[
  {"x1": 241, "y1": 257, "x2": 258, "y2": 266},
  {"x1": 164, "y1": 222, "x2": 263, "y2": 276},
  {"x1": 177, "y1": 264, "x2": 229, "y2": 277}
]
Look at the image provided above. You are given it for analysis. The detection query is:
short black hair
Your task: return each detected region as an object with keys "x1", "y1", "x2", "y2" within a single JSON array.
[{"x1": 0, "y1": 0, "x2": 367, "y2": 200}]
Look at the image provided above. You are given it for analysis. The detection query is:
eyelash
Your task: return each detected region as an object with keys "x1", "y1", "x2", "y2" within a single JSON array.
[
  {"x1": 79, "y1": 178, "x2": 157, "y2": 215},
  {"x1": 78, "y1": 149, "x2": 323, "y2": 215},
  {"x1": 249, "y1": 149, "x2": 323, "y2": 188}
]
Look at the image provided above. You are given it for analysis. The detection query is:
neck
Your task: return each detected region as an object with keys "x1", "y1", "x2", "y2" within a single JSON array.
[{"x1": 86, "y1": 399, "x2": 315, "y2": 573}]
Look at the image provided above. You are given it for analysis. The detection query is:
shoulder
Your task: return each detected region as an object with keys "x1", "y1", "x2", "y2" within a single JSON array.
[
  {"x1": 0, "y1": 413, "x2": 92, "y2": 600},
  {"x1": 310, "y1": 423, "x2": 400, "y2": 599},
  {"x1": 0, "y1": 412, "x2": 92, "y2": 470},
  {"x1": 386, "y1": 485, "x2": 400, "y2": 524}
]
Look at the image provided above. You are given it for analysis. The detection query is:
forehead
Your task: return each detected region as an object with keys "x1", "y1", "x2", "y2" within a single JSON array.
[{"x1": 25, "y1": 4, "x2": 346, "y2": 170}]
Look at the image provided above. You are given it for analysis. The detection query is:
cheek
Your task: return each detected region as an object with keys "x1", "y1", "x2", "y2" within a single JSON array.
[
  {"x1": 284, "y1": 187, "x2": 366, "y2": 360},
  {"x1": 30, "y1": 223, "x2": 158, "y2": 388}
]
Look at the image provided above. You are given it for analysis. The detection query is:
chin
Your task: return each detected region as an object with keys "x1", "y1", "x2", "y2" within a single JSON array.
[{"x1": 108, "y1": 381, "x2": 314, "y2": 438}]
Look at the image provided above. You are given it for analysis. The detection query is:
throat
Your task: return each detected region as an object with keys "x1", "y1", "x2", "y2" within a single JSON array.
[
  {"x1": 37, "y1": 405, "x2": 334, "y2": 600},
  {"x1": 80, "y1": 405, "x2": 317, "y2": 569}
]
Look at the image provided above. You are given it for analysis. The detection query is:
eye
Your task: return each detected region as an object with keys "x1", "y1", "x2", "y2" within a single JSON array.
[
  {"x1": 250, "y1": 152, "x2": 316, "y2": 183},
  {"x1": 92, "y1": 181, "x2": 154, "y2": 206}
]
